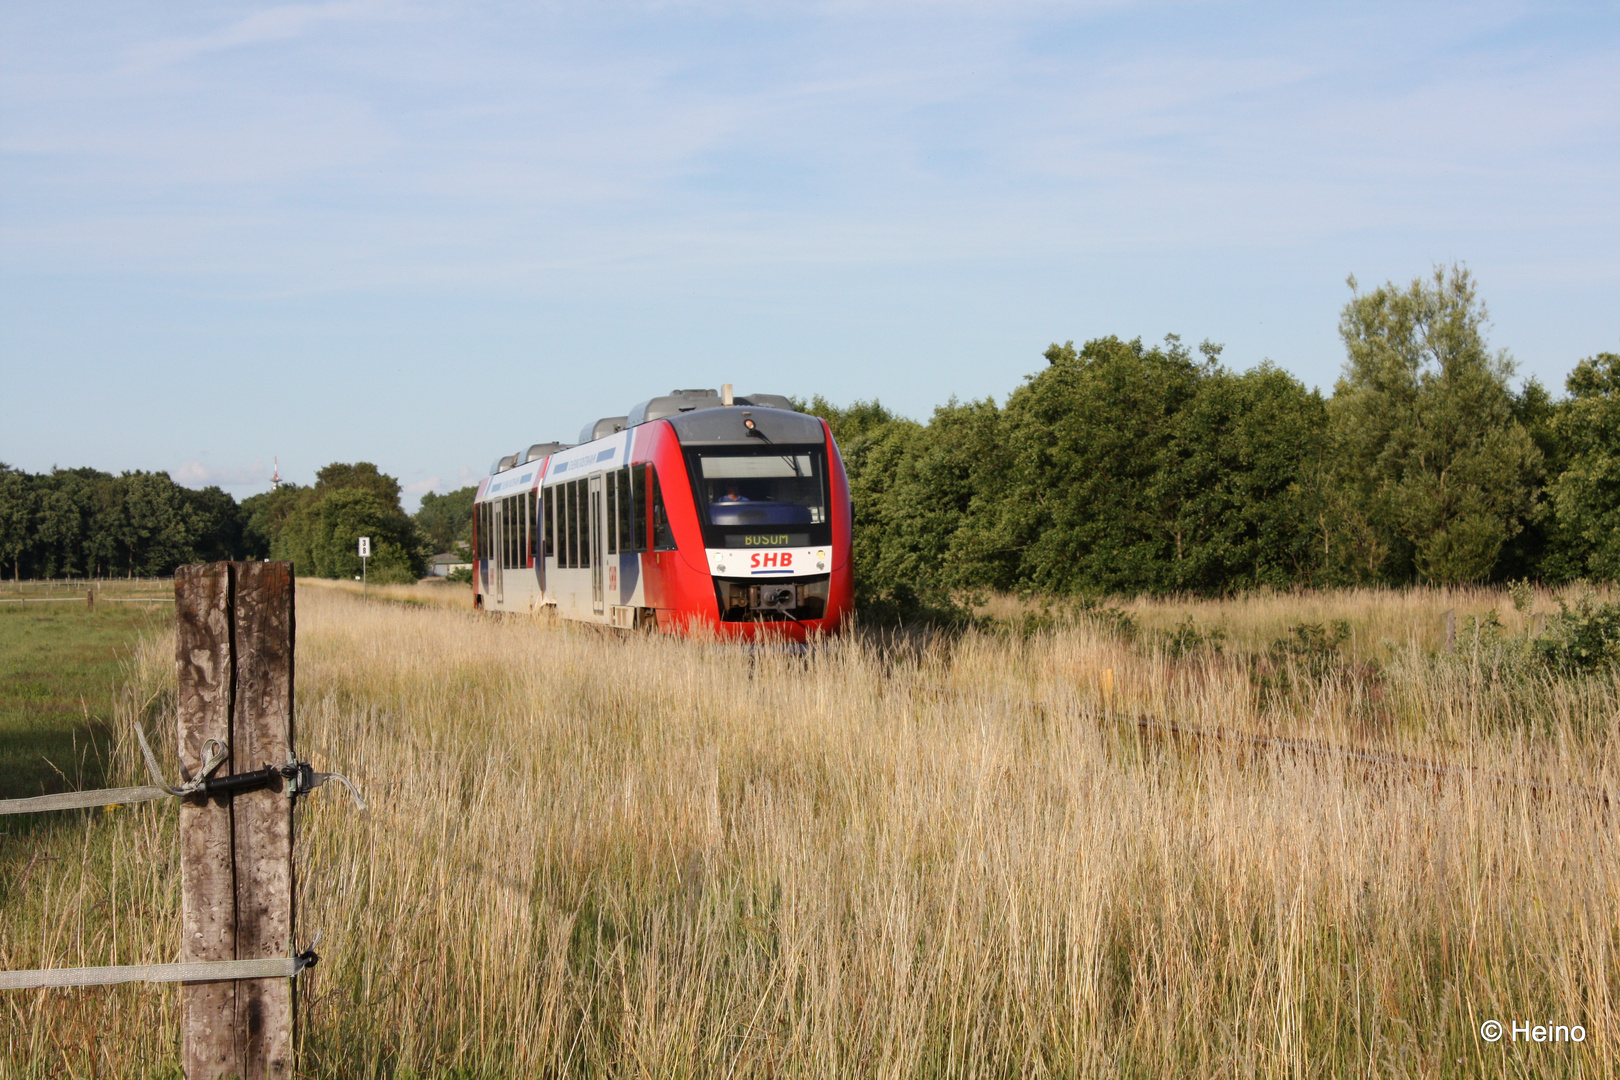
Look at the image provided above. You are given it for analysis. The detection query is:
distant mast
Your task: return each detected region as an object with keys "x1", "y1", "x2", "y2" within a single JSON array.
[{"x1": 271, "y1": 457, "x2": 281, "y2": 490}]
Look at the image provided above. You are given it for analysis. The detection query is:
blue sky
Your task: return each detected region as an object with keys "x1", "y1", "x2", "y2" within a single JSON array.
[{"x1": 3, "y1": 1, "x2": 1617, "y2": 507}]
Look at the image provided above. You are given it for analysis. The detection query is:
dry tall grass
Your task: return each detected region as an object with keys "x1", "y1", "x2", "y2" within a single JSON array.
[
  {"x1": 976, "y1": 581, "x2": 1615, "y2": 659},
  {"x1": 5, "y1": 585, "x2": 1619, "y2": 1077},
  {"x1": 301, "y1": 576, "x2": 474, "y2": 610}
]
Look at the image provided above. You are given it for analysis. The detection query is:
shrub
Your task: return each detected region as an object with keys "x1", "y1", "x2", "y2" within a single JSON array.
[{"x1": 1536, "y1": 594, "x2": 1620, "y2": 671}]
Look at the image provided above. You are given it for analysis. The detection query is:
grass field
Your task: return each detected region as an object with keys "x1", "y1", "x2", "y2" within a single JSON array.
[
  {"x1": 3, "y1": 581, "x2": 1619, "y2": 1077},
  {"x1": 0, "y1": 587, "x2": 173, "y2": 802}
]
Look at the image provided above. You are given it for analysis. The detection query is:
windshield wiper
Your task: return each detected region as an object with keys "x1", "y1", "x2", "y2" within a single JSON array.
[{"x1": 742, "y1": 417, "x2": 801, "y2": 475}]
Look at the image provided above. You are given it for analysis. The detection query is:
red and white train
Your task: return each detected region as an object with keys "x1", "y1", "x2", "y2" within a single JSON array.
[{"x1": 471, "y1": 388, "x2": 854, "y2": 640}]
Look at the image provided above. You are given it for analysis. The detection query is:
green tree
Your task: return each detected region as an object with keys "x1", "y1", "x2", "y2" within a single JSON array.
[
  {"x1": 240, "y1": 483, "x2": 308, "y2": 559},
  {"x1": 1497, "y1": 376, "x2": 1563, "y2": 580},
  {"x1": 415, "y1": 485, "x2": 477, "y2": 554},
  {"x1": 112, "y1": 472, "x2": 196, "y2": 576},
  {"x1": 988, "y1": 337, "x2": 1199, "y2": 593},
  {"x1": 181, "y1": 485, "x2": 246, "y2": 562},
  {"x1": 33, "y1": 470, "x2": 99, "y2": 577},
  {"x1": 268, "y1": 463, "x2": 423, "y2": 582},
  {"x1": 803, "y1": 395, "x2": 1003, "y2": 613},
  {"x1": 315, "y1": 462, "x2": 401, "y2": 505},
  {"x1": 1327, "y1": 265, "x2": 1540, "y2": 584},
  {"x1": 1544, "y1": 354, "x2": 1620, "y2": 580},
  {"x1": 0, "y1": 465, "x2": 35, "y2": 580},
  {"x1": 1158, "y1": 360, "x2": 1328, "y2": 590},
  {"x1": 906, "y1": 398, "x2": 1014, "y2": 593},
  {"x1": 985, "y1": 336, "x2": 1324, "y2": 595}
]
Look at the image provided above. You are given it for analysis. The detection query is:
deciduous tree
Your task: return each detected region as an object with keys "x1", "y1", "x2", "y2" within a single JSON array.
[{"x1": 1327, "y1": 265, "x2": 1539, "y2": 584}]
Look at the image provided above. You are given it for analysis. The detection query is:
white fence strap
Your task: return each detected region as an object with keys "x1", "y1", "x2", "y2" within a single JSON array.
[
  {"x1": 0, "y1": 597, "x2": 173, "y2": 603},
  {"x1": 0, "y1": 785, "x2": 171, "y2": 815},
  {"x1": 0, "y1": 722, "x2": 365, "y2": 814},
  {"x1": 0, "y1": 954, "x2": 312, "y2": 991}
]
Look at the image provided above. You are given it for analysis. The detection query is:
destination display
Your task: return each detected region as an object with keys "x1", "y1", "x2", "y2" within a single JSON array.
[{"x1": 724, "y1": 532, "x2": 811, "y2": 547}]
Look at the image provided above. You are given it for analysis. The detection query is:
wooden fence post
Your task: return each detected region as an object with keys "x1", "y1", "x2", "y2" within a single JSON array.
[
  {"x1": 1443, "y1": 609, "x2": 1456, "y2": 652},
  {"x1": 175, "y1": 562, "x2": 297, "y2": 1080}
]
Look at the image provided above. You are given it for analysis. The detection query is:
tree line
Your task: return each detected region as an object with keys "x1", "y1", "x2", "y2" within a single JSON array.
[
  {"x1": 812, "y1": 266, "x2": 1620, "y2": 615},
  {"x1": 0, "y1": 459, "x2": 478, "y2": 584}
]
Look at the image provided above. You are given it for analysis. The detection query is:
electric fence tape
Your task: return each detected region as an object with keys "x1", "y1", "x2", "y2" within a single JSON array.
[
  {"x1": 0, "y1": 723, "x2": 365, "y2": 816},
  {"x1": 0, "y1": 951, "x2": 318, "y2": 991}
]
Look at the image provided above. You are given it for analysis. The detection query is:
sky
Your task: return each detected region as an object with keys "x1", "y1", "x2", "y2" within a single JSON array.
[{"x1": 3, "y1": 1, "x2": 1617, "y2": 509}]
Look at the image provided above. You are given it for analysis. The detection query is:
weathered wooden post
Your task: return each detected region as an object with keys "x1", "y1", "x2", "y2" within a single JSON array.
[
  {"x1": 175, "y1": 562, "x2": 296, "y2": 1080},
  {"x1": 1443, "y1": 609, "x2": 1456, "y2": 652},
  {"x1": 86, "y1": 589, "x2": 94, "y2": 611}
]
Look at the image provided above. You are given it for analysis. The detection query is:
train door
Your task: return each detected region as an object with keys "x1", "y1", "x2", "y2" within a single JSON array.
[
  {"x1": 589, "y1": 474, "x2": 605, "y2": 614},
  {"x1": 492, "y1": 498, "x2": 505, "y2": 605}
]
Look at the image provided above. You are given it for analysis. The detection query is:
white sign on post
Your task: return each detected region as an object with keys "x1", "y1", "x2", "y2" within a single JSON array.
[{"x1": 358, "y1": 537, "x2": 371, "y2": 558}]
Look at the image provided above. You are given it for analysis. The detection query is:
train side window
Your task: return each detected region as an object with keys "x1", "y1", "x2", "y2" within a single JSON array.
[
  {"x1": 543, "y1": 488, "x2": 554, "y2": 562},
  {"x1": 560, "y1": 484, "x2": 569, "y2": 568},
  {"x1": 578, "y1": 481, "x2": 588, "y2": 569},
  {"x1": 648, "y1": 468, "x2": 675, "y2": 551},
  {"x1": 564, "y1": 482, "x2": 573, "y2": 568},
  {"x1": 606, "y1": 471, "x2": 618, "y2": 555},
  {"x1": 617, "y1": 467, "x2": 634, "y2": 552},
  {"x1": 509, "y1": 496, "x2": 519, "y2": 569},
  {"x1": 563, "y1": 482, "x2": 576, "y2": 569},
  {"x1": 578, "y1": 479, "x2": 591, "y2": 568},
  {"x1": 631, "y1": 465, "x2": 648, "y2": 553},
  {"x1": 528, "y1": 490, "x2": 537, "y2": 565},
  {"x1": 500, "y1": 496, "x2": 510, "y2": 569}
]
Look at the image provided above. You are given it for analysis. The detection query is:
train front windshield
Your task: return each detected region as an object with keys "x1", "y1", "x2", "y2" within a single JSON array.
[{"x1": 688, "y1": 448, "x2": 830, "y2": 549}]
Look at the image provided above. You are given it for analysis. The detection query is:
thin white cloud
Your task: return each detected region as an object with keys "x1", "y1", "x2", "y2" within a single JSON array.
[
  {"x1": 127, "y1": 0, "x2": 401, "y2": 71},
  {"x1": 173, "y1": 459, "x2": 276, "y2": 488},
  {"x1": 402, "y1": 476, "x2": 443, "y2": 496}
]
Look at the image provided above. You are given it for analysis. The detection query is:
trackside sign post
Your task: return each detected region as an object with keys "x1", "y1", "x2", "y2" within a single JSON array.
[{"x1": 358, "y1": 536, "x2": 370, "y2": 590}]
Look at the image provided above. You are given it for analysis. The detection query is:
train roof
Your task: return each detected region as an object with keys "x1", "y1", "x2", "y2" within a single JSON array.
[
  {"x1": 624, "y1": 389, "x2": 796, "y2": 427},
  {"x1": 488, "y1": 388, "x2": 816, "y2": 479},
  {"x1": 665, "y1": 405, "x2": 824, "y2": 446}
]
